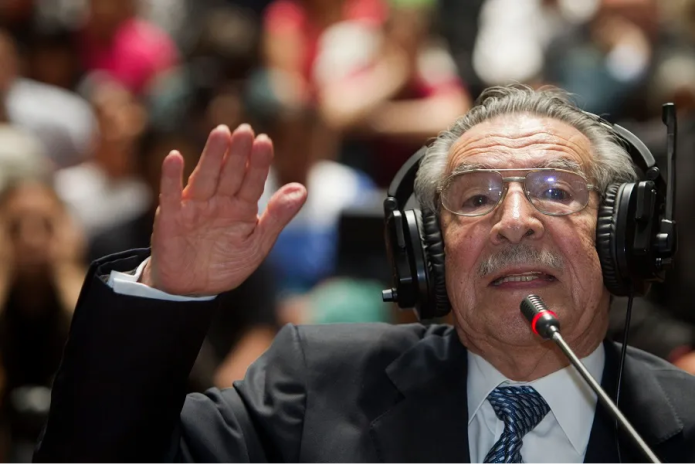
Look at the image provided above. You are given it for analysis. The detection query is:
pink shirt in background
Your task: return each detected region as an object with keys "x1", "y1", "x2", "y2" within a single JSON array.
[{"x1": 80, "y1": 18, "x2": 178, "y2": 94}]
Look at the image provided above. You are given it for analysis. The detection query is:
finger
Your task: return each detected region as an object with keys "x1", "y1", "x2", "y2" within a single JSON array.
[
  {"x1": 217, "y1": 124, "x2": 255, "y2": 196},
  {"x1": 159, "y1": 150, "x2": 184, "y2": 213},
  {"x1": 237, "y1": 134, "x2": 274, "y2": 203},
  {"x1": 257, "y1": 183, "x2": 307, "y2": 256},
  {"x1": 184, "y1": 125, "x2": 232, "y2": 201}
]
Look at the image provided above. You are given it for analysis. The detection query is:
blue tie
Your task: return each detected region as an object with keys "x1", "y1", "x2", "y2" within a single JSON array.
[{"x1": 483, "y1": 386, "x2": 550, "y2": 463}]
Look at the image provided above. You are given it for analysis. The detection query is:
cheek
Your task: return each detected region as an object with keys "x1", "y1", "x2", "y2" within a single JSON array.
[
  {"x1": 559, "y1": 215, "x2": 604, "y2": 292},
  {"x1": 443, "y1": 222, "x2": 487, "y2": 299}
]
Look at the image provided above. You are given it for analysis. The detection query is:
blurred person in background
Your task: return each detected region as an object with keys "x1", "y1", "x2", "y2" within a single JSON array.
[
  {"x1": 260, "y1": 0, "x2": 387, "y2": 107},
  {"x1": 55, "y1": 77, "x2": 150, "y2": 239},
  {"x1": 316, "y1": 0, "x2": 470, "y2": 187},
  {"x1": 436, "y1": 0, "x2": 485, "y2": 98},
  {"x1": 0, "y1": 43, "x2": 53, "y2": 201},
  {"x1": 472, "y1": 0, "x2": 595, "y2": 88},
  {"x1": 78, "y1": 0, "x2": 179, "y2": 95},
  {"x1": 544, "y1": 0, "x2": 690, "y2": 121},
  {"x1": 138, "y1": 0, "x2": 193, "y2": 50},
  {"x1": 147, "y1": 4, "x2": 260, "y2": 140},
  {"x1": 0, "y1": 28, "x2": 97, "y2": 169},
  {"x1": 0, "y1": 179, "x2": 86, "y2": 462}
]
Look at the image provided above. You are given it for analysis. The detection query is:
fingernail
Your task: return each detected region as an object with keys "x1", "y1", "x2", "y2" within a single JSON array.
[
  {"x1": 216, "y1": 124, "x2": 231, "y2": 133},
  {"x1": 235, "y1": 123, "x2": 252, "y2": 133}
]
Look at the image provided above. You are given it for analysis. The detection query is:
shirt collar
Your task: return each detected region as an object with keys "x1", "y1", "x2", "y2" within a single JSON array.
[{"x1": 467, "y1": 344, "x2": 605, "y2": 454}]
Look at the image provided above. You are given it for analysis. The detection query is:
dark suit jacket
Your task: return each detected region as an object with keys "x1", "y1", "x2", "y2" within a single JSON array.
[{"x1": 34, "y1": 250, "x2": 695, "y2": 463}]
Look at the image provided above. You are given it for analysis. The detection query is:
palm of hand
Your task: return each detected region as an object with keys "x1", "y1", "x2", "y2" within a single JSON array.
[{"x1": 146, "y1": 125, "x2": 306, "y2": 296}]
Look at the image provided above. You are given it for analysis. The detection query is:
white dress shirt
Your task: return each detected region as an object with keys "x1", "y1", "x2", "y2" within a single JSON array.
[
  {"x1": 108, "y1": 262, "x2": 605, "y2": 463},
  {"x1": 107, "y1": 258, "x2": 214, "y2": 302},
  {"x1": 467, "y1": 345, "x2": 605, "y2": 463}
]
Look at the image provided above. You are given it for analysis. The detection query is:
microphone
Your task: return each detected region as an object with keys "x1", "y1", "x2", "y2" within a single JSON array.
[{"x1": 520, "y1": 295, "x2": 661, "y2": 464}]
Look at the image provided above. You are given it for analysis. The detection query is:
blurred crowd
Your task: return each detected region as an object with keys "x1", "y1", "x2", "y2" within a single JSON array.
[{"x1": 1, "y1": 0, "x2": 695, "y2": 462}]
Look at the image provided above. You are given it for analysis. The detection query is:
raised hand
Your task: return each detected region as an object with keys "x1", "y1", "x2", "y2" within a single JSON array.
[{"x1": 141, "y1": 124, "x2": 307, "y2": 296}]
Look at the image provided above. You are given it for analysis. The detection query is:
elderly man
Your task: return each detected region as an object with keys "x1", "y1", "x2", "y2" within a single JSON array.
[{"x1": 34, "y1": 86, "x2": 695, "y2": 463}]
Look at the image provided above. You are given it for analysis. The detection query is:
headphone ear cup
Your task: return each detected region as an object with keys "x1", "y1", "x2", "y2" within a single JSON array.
[
  {"x1": 597, "y1": 183, "x2": 631, "y2": 296},
  {"x1": 419, "y1": 209, "x2": 451, "y2": 318}
]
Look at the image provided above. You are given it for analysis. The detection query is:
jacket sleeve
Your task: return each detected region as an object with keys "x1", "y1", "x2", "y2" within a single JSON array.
[
  {"x1": 176, "y1": 324, "x2": 308, "y2": 462},
  {"x1": 33, "y1": 250, "x2": 307, "y2": 462}
]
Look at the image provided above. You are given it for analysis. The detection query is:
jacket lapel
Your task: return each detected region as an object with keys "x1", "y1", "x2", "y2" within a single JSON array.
[
  {"x1": 584, "y1": 341, "x2": 684, "y2": 463},
  {"x1": 584, "y1": 341, "x2": 621, "y2": 463},
  {"x1": 369, "y1": 328, "x2": 470, "y2": 462}
]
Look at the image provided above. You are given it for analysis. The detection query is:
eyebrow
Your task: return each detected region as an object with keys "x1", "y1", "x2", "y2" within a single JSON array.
[{"x1": 448, "y1": 157, "x2": 585, "y2": 175}]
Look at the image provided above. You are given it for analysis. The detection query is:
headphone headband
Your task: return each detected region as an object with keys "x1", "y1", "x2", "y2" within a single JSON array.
[{"x1": 387, "y1": 146, "x2": 427, "y2": 204}]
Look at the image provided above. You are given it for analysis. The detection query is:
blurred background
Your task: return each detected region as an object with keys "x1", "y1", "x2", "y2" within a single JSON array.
[{"x1": 1, "y1": 0, "x2": 695, "y2": 462}]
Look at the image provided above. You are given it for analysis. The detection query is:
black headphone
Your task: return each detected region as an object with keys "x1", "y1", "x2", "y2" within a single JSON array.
[{"x1": 382, "y1": 105, "x2": 678, "y2": 321}]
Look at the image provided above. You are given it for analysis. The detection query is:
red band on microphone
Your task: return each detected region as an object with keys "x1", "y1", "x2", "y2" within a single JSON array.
[{"x1": 531, "y1": 310, "x2": 557, "y2": 335}]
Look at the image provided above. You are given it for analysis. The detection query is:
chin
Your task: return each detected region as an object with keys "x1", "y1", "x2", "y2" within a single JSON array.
[{"x1": 493, "y1": 315, "x2": 543, "y2": 346}]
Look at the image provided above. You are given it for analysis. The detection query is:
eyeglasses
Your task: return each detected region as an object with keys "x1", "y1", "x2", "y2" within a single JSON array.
[{"x1": 439, "y1": 168, "x2": 597, "y2": 217}]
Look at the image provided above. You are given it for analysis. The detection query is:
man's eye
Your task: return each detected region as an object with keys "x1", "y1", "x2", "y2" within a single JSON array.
[
  {"x1": 462, "y1": 195, "x2": 494, "y2": 209},
  {"x1": 540, "y1": 187, "x2": 572, "y2": 202}
]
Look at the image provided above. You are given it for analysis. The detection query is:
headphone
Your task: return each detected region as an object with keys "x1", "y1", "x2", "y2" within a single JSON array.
[{"x1": 382, "y1": 105, "x2": 678, "y2": 321}]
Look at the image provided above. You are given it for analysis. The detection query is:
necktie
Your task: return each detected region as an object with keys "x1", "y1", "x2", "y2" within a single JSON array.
[{"x1": 483, "y1": 385, "x2": 550, "y2": 463}]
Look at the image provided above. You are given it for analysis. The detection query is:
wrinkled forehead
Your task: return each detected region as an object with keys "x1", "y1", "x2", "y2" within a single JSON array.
[{"x1": 447, "y1": 114, "x2": 594, "y2": 175}]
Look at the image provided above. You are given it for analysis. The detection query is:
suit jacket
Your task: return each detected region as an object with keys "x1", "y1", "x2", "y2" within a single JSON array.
[{"x1": 34, "y1": 250, "x2": 695, "y2": 463}]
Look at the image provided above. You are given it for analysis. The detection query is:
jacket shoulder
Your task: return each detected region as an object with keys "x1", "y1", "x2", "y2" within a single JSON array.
[
  {"x1": 625, "y1": 345, "x2": 695, "y2": 432},
  {"x1": 285, "y1": 323, "x2": 454, "y2": 386},
  {"x1": 294, "y1": 322, "x2": 454, "y2": 360}
]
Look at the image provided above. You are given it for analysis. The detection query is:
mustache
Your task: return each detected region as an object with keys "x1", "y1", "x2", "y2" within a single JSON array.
[{"x1": 477, "y1": 245, "x2": 564, "y2": 278}]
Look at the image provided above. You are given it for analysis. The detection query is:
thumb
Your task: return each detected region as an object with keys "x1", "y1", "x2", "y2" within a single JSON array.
[{"x1": 257, "y1": 183, "x2": 307, "y2": 256}]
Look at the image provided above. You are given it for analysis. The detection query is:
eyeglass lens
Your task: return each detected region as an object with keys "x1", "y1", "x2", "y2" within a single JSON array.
[{"x1": 441, "y1": 170, "x2": 591, "y2": 216}]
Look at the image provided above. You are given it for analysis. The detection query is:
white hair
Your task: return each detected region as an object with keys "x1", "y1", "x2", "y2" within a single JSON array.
[{"x1": 414, "y1": 84, "x2": 639, "y2": 214}]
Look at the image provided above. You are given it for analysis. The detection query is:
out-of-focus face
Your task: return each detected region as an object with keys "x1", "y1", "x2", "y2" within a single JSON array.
[
  {"x1": 90, "y1": 80, "x2": 147, "y2": 176},
  {"x1": 92, "y1": 81, "x2": 145, "y2": 144},
  {"x1": 2, "y1": 182, "x2": 64, "y2": 276},
  {"x1": 440, "y1": 114, "x2": 610, "y2": 352}
]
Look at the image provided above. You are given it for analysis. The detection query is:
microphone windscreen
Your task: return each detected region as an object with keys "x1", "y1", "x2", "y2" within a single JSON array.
[{"x1": 520, "y1": 294, "x2": 547, "y2": 323}]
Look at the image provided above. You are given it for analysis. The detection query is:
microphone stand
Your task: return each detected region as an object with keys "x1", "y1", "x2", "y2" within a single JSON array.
[{"x1": 550, "y1": 332, "x2": 660, "y2": 463}]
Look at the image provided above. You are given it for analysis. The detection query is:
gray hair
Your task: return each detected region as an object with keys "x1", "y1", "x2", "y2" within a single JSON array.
[{"x1": 414, "y1": 84, "x2": 639, "y2": 214}]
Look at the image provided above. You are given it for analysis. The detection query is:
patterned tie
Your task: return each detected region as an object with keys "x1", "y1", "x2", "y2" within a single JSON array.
[{"x1": 483, "y1": 386, "x2": 550, "y2": 463}]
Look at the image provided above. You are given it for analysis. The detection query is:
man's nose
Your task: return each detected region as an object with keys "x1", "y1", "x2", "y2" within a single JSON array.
[{"x1": 489, "y1": 183, "x2": 544, "y2": 244}]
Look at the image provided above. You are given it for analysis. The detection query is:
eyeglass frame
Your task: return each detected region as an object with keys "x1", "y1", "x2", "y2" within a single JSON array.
[{"x1": 437, "y1": 168, "x2": 599, "y2": 217}]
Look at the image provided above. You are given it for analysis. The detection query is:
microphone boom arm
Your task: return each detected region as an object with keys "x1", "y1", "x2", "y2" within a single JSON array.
[
  {"x1": 521, "y1": 294, "x2": 661, "y2": 463},
  {"x1": 550, "y1": 332, "x2": 661, "y2": 463}
]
